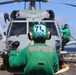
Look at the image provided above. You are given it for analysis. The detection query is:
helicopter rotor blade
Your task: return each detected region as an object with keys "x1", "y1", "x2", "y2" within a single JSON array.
[
  {"x1": 0, "y1": 0, "x2": 22, "y2": 5},
  {"x1": 0, "y1": 1, "x2": 16, "y2": 5},
  {"x1": 52, "y1": 1, "x2": 76, "y2": 7}
]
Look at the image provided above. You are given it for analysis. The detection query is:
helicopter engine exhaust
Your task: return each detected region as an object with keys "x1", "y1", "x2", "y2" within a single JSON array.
[
  {"x1": 47, "y1": 10, "x2": 55, "y2": 20},
  {"x1": 10, "y1": 10, "x2": 19, "y2": 20}
]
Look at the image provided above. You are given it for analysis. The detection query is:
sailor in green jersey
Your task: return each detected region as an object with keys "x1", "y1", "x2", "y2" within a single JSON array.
[
  {"x1": 60, "y1": 24, "x2": 71, "y2": 50},
  {"x1": 59, "y1": 24, "x2": 71, "y2": 69},
  {"x1": 9, "y1": 24, "x2": 59, "y2": 75}
]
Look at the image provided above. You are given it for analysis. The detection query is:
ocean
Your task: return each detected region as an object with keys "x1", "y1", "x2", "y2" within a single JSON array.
[{"x1": 64, "y1": 47, "x2": 76, "y2": 52}]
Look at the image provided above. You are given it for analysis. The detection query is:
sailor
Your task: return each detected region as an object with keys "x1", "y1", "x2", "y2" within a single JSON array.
[
  {"x1": 59, "y1": 24, "x2": 71, "y2": 68},
  {"x1": 61, "y1": 24, "x2": 71, "y2": 50},
  {"x1": 9, "y1": 24, "x2": 59, "y2": 75}
]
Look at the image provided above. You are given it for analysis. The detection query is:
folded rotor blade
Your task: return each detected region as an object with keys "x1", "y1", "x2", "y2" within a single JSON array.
[
  {"x1": 0, "y1": 1, "x2": 16, "y2": 5},
  {"x1": 52, "y1": 1, "x2": 76, "y2": 7}
]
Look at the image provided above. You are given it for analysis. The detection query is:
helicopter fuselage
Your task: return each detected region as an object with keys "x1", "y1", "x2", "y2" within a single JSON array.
[
  {"x1": 6, "y1": 10, "x2": 62, "y2": 53},
  {"x1": 0, "y1": 10, "x2": 62, "y2": 72}
]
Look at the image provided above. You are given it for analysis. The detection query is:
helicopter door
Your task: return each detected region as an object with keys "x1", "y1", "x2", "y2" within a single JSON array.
[{"x1": 6, "y1": 22, "x2": 29, "y2": 53}]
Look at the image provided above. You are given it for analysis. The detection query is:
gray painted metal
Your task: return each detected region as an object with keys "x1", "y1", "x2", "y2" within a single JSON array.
[
  {"x1": 0, "y1": 63, "x2": 76, "y2": 75},
  {"x1": 0, "y1": 26, "x2": 6, "y2": 53}
]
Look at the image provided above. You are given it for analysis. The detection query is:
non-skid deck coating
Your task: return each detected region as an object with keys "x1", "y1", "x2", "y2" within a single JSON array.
[
  {"x1": 0, "y1": 64, "x2": 76, "y2": 75},
  {"x1": 0, "y1": 52, "x2": 76, "y2": 75},
  {"x1": 55, "y1": 63, "x2": 76, "y2": 75}
]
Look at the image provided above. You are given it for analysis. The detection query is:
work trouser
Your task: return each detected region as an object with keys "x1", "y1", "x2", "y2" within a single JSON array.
[
  {"x1": 62, "y1": 38, "x2": 69, "y2": 50},
  {"x1": 59, "y1": 38, "x2": 69, "y2": 68}
]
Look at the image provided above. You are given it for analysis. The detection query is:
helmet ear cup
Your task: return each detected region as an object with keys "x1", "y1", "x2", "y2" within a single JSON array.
[
  {"x1": 47, "y1": 31, "x2": 51, "y2": 40},
  {"x1": 28, "y1": 32, "x2": 33, "y2": 40}
]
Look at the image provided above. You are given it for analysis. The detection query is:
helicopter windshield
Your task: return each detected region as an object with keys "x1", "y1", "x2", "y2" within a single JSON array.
[
  {"x1": 29, "y1": 22, "x2": 58, "y2": 36},
  {"x1": 8, "y1": 21, "x2": 58, "y2": 37},
  {"x1": 9, "y1": 22, "x2": 27, "y2": 36}
]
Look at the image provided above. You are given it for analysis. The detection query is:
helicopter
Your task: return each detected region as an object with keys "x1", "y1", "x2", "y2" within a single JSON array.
[
  {"x1": 0, "y1": 0, "x2": 76, "y2": 74},
  {"x1": 1, "y1": 0, "x2": 62, "y2": 52},
  {"x1": 0, "y1": 0, "x2": 62, "y2": 73}
]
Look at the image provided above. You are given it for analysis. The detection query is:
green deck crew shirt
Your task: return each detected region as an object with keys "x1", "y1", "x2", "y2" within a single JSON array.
[
  {"x1": 9, "y1": 43, "x2": 59, "y2": 75},
  {"x1": 60, "y1": 28, "x2": 70, "y2": 40}
]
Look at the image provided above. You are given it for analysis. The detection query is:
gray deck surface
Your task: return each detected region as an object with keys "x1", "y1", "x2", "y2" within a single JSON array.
[
  {"x1": 56, "y1": 63, "x2": 76, "y2": 75},
  {"x1": 0, "y1": 63, "x2": 76, "y2": 75},
  {"x1": 0, "y1": 52, "x2": 76, "y2": 75}
]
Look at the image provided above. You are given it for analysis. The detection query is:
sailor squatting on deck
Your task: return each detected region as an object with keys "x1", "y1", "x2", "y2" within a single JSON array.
[{"x1": 9, "y1": 24, "x2": 59, "y2": 75}]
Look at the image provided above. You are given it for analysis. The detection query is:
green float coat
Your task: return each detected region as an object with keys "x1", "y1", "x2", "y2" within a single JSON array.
[
  {"x1": 60, "y1": 28, "x2": 71, "y2": 40},
  {"x1": 9, "y1": 43, "x2": 59, "y2": 75}
]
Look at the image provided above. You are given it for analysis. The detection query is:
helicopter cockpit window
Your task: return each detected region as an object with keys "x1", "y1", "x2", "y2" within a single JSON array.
[
  {"x1": 40, "y1": 22, "x2": 58, "y2": 36},
  {"x1": 29, "y1": 22, "x2": 38, "y2": 32},
  {"x1": 9, "y1": 22, "x2": 27, "y2": 36}
]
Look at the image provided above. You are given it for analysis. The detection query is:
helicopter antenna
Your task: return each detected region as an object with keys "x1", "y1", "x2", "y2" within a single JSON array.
[{"x1": 52, "y1": 1, "x2": 76, "y2": 7}]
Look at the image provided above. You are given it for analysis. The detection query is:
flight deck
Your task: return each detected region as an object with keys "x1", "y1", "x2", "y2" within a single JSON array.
[{"x1": 0, "y1": 52, "x2": 76, "y2": 75}]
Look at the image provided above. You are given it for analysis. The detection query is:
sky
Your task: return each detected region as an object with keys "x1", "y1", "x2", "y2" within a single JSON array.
[{"x1": 0, "y1": 0, "x2": 76, "y2": 40}]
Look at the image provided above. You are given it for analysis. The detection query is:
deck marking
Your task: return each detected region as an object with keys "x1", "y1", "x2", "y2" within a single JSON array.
[{"x1": 55, "y1": 66, "x2": 70, "y2": 74}]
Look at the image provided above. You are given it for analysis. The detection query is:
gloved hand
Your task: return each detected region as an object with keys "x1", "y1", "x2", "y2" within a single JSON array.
[{"x1": 11, "y1": 41, "x2": 20, "y2": 50}]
